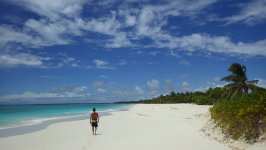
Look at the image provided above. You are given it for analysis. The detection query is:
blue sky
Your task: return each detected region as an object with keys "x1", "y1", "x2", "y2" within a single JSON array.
[{"x1": 0, "y1": 0, "x2": 266, "y2": 104}]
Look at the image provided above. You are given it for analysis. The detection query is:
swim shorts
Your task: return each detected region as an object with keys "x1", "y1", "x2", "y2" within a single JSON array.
[{"x1": 91, "y1": 120, "x2": 98, "y2": 127}]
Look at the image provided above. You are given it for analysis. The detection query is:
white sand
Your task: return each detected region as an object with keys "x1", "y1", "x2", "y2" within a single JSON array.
[{"x1": 0, "y1": 104, "x2": 265, "y2": 150}]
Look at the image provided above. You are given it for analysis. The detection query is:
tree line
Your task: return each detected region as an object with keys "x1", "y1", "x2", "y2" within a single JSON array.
[{"x1": 117, "y1": 63, "x2": 266, "y2": 141}]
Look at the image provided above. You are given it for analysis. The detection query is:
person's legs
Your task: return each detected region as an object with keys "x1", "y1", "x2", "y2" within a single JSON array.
[
  {"x1": 91, "y1": 122, "x2": 98, "y2": 135},
  {"x1": 92, "y1": 127, "x2": 95, "y2": 135}
]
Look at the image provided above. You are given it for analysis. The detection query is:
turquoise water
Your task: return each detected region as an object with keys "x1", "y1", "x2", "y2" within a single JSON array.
[{"x1": 0, "y1": 104, "x2": 131, "y2": 129}]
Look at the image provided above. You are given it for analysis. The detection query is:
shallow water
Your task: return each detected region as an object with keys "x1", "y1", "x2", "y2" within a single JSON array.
[{"x1": 0, "y1": 103, "x2": 131, "y2": 129}]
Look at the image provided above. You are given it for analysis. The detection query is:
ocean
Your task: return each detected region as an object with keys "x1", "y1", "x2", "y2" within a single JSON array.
[{"x1": 0, "y1": 103, "x2": 132, "y2": 130}]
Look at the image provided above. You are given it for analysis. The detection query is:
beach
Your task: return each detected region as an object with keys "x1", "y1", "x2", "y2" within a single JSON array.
[{"x1": 0, "y1": 104, "x2": 265, "y2": 150}]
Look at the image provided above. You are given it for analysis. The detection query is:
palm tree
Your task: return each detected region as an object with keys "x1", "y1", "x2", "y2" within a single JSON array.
[{"x1": 221, "y1": 63, "x2": 262, "y2": 99}]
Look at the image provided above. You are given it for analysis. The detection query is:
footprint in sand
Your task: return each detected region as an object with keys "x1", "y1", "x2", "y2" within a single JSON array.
[
  {"x1": 170, "y1": 107, "x2": 178, "y2": 110},
  {"x1": 185, "y1": 117, "x2": 193, "y2": 119},
  {"x1": 137, "y1": 113, "x2": 150, "y2": 117}
]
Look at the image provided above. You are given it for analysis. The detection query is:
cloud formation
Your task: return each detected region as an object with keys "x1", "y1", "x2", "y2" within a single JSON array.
[
  {"x1": 179, "y1": 60, "x2": 190, "y2": 66},
  {"x1": 93, "y1": 59, "x2": 115, "y2": 70},
  {"x1": 135, "y1": 86, "x2": 144, "y2": 94},
  {"x1": 147, "y1": 79, "x2": 160, "y2": 90},
  {"x1": 0, "y1": 85, "x2": 90, "y2": 100},
  {"x1": 224, "y1": 0, "x2": 266, "y2": 25},
  {"x1": 181, "y1": 81, "x2": 191, "y2": 92},
  {"x1": 156, "y1": 33, "x2": 266, "y2": 57},
  {"x1": 0, "y1": 52, "x2": 45, "y2": 67},
  {"x1": 1, "y1": 0, "x2": 265, "y2": 60}
]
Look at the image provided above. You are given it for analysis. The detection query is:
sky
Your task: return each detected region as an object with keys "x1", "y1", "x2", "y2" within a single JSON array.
[{"x1": 0, "y1": 0, "x2": 266, "y2": 104}]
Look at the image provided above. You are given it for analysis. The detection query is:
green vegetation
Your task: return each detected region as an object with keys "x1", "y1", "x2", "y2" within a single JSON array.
[
  {"x1": 118, "y1": 62, "x2": 266, "y2": 142},
  {"x1": 131, "y1": 88, "x2": 223, "y2": 105},
  {"x1": 117, "y1": 87, "x2": 223, "y2": 105},
  {"x1": 210, "y1": 90, "x2": 266, "y2": 141},
  {"x1": 210, "y1": 63, "x2": 266, "y2": 141},
  {"x1": 221, "y1": 63, "x2": 262, "y2": 99}
]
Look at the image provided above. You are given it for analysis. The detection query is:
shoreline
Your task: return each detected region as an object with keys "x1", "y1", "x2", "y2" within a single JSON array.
[
  {"x1": 0, "y1": 115, "x2": 88, "y2": 138},
  {"x1": 0, "y1": 104, "x2": 265, "y2": 150},
  {"x1": 0, "y1": 105, "x2": 131, "y2": 138}
]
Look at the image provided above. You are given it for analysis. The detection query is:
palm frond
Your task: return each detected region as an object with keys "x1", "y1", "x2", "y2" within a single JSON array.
[
  {"x1": 224, "y1": 82, "x2": 241, "y2": 90},
  {"x1": 247, "y1": 83, "x2": 266, "y2": 92},
  {"x1": 221, "y1": 75, "x2": 234, "y2": 82},
  {"x1": 221, "y1": 63, "x2": 261, "y2": 99},
  {"x1": 246, "y1": 80, "x2": 259, "y2": 84}
]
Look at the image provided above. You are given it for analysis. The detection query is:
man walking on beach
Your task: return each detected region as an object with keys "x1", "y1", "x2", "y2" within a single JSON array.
[{"x1": 90, "y1": 108, "x2": 99, "y2": 135}]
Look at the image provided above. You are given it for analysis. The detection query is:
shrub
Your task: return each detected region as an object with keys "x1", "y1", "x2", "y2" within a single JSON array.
[
  {"x1": 194, "y1": 95, "x2": 213, "y2": 105},
  {"x1": 210, "y1": 91, "x2": 266, "y2": 141}
]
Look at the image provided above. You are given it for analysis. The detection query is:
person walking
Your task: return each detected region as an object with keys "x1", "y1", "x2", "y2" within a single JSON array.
[{"x1": 90, "y1": 108, "x2": 99, "y2": 135}]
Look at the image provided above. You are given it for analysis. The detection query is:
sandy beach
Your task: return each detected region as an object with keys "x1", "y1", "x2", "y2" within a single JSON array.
[{"x1": 0, "y1": 104, "x2": 265, "y2": 150}]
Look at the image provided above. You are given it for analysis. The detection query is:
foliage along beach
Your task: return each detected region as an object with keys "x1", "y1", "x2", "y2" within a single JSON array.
[{"x1": 119, "y1": 63, "x2": 266, "y2": 142}]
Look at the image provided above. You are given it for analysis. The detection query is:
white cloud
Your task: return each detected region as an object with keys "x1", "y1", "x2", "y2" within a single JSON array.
[
  {"x1": 181, "y1": 81, "x2": 191, "y2": 92},
  {"x1": 135, "y1": 86, "x2": 144, "y2": 94},
  {"x1": 179, "y1": 60, "x2": 190, "y2": 66},
  {"x1": 73, "y1": 86, "x2": 87, "y2": 93},
  {"x1": 0, "y1": 25, "x2": 41, "y2": 48},
  {"x1": 0, "y1": 92, "x2": 57, "y2": 99},
  {"x1": 93, "y1": 59, "x2": 108, "y2": 67},
  {"x1": 10, "y1": 0, "x2": 85, "y2": 20},
  {"x1": 0, "y1": 52, "x2": 48, "y2": 68},
  {"x1": 84, "y1": 12, "x2": 132, "y2": 48},
  {"x1": 92, "y1": 59, "x2": 115, "y2": 70},
  {"x1": 0, "y1": 0, "x2": 86, "y2": 49},
  {"x1": 56, "y1": 52, "x2": 81, "y2": 68},
  {"x1": 0, "y1": 84, "x2": 157, "y2": 103},
  {"x1": 155, "y1": 33, "x2": 266, "y2": 57},
  {"x1": 117, "y1": 1, "x2": 266, "y2": 57},
  {"x1": 182, "y1": 81, "x2": 190, "y2": 87},
  {"x1": 24, "y1": 19, "x2": 71, "y2": 45},
  {"x1": 85, "y1": 12, "x2": 120, "y2": 35},
  {"x1": 97, "y1": 88, "x2": 106, "y2": 93},
  {"x1": 0, "y1": 50, "x2": 81, "y2": 69},
  {"x1": 168, "y1": 49, "x2": 180, "y2": 57},
  {"x1": 256, "y1": 78, "x2": 266, "y2": 88},
  {"x1": 106, "y1": 32, "x2": 132, "y2": 48},
  {"x1": 224, "y1": 0, "x2": 266, "y2": 25},
  {"x1": 125, "y1": 15, "x2": 136, "y2": 26},
  {"x1": 76, "y1": 1, "x2": 252, "y2": 57},
  {"x1": 0, "y1": 85, "x2": 90, "y2": 100},
  {"x1": 194, "y1": 77, "x2": 226, "y2": 92},
  {"x1": 71, "y1": 63, "x2": 78, "y2": 67},
  {"x1": 147, "y1": 79, "x2": 159, "y2": 90},
  {"x1": 82, "y1": 0, "x2": 216, "y2": 49},
  {"x1": 2, "y1": 0, "x2": 133, "y2": 50},
  {"x1": 131, "y1": 0, "x2": 216, "y2": 38},
  {"x1": 1, "y1": 0, "x2": 266, "y2": 63}
]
